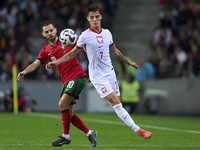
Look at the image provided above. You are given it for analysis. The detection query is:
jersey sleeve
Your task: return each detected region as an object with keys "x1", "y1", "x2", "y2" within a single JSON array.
[
  {"x1": 108, "y1": 30, "x2": 114, "y2": 46},
  {"x1": 37, "y1": 48, "x2": 47, "y2": 64},
  {"x1": 76, "y1": 32, "x2": 86, "y2": 49}
]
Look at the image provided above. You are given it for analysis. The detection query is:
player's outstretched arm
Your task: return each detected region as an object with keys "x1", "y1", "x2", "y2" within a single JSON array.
[
  {"x1": 109, "y1": 44, "x2": 138, "y2": 69},
  {"x1": 17, "y1": 59, "x2": 41, "y2": 81},
  {"x1": 46, "y1": 47, "x2": 81, "y2": 70}
]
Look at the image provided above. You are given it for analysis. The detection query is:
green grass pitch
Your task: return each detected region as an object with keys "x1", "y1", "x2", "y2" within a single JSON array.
[{"x1": 0, "y1": 113, "x2": 200, "y2": 150}]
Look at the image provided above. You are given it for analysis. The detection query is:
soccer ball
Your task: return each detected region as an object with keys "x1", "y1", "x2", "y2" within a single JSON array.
[{"x1": 59, "y1": 29, "x2": 77, "y2": 46}]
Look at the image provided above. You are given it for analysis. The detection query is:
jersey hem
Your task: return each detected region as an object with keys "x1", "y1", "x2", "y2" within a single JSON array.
[{"x1": 63, "y1": 92, "x2": 79, "y2": 99}]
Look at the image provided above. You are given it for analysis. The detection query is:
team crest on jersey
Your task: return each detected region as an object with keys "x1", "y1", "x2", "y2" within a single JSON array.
[
  {"x1": 101, "y1": 87, "x2": 107, "y2": 93},
  {"x1": 96, "y1": 36, "x2": 103, "y2": 43},
  {"x1": 61, "y1": 45, "x2": 65, "y2": 49},
  {"x1": 61, "y1": 45, "x2": 67, "y2": 53},
  {"x1": 51, "y1": 56, "x2": 57, "y2": 61}
]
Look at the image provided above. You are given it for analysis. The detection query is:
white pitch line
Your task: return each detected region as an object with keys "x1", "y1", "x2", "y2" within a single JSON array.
[{"x1": 29, "y1": 113, "x2": 200, "y2": 134}]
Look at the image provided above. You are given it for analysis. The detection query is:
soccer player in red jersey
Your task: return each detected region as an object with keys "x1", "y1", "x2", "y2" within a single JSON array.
[{"x1": 17, "y1": 21, "x2": 97, "y2": 147}]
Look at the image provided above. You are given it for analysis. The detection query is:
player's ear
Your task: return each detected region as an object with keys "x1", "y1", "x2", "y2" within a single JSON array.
[
  {"x1": 100, "y1": 14, "x2": 102, "y2": 19},
  {"x1": 41, "y1": 32, "x2": 44, "y2": 37}
]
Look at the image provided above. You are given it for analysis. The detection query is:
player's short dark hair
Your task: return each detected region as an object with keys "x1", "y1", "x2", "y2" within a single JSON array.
[
  {"x1": 41, "y1": 20, "x2": 56, "y2": 32},
  {"x1": 85, "y1": 4, "x2": 102, "y2": 17}
]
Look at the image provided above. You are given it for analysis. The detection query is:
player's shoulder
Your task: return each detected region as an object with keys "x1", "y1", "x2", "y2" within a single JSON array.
[
  {"x1": 40, "y1": 42, "x2": 54, "y2": 53},
  {"x1": 40, "y1": 44, "x2": 49, "y2": 52},
  {"x1": 78, "y1": 29, "x2": 89, "y2": 39},
  {"x1": 102, "y1": 28, "x2": 110, "y2": 32},
  {"x1": 102, "y1": 28, "x2": 112, "y2": 35},
  {"x1": 81, "y1": 28, "x2": 90, "y2": 35}
]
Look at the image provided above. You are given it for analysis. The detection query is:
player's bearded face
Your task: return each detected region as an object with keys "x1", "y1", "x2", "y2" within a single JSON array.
[
  {"x1": 47, "y1": 34, "x2": 56, "y2": 42},
  {"x1": 42, "y1": 24, "x2": 57, "y2": 42},
  {"x1": 87, "y1": 11, "x2": 102, "y2": 29}
]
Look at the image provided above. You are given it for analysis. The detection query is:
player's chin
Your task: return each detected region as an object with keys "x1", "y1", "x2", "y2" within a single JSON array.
[
  {"x1": 49, "y1": 37, "x2": 56, "y2": 42},
  {"x1": 93, "y1": 23, "x2": 99, "y2": 27}
]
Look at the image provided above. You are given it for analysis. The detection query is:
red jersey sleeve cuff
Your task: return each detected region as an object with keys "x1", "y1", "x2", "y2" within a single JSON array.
[
  {"x1": 110, "y1": 43, "x2": 114, "y2": 46},
  {"x1": 36, "y1": 58, "x2": 44, "y2": 64},
  {"x1": 75, "y1": 45, "x2": 82, "y2": 49}
]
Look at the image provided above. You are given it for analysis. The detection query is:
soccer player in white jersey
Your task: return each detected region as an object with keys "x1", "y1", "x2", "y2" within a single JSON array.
[{"x1": 46, "y1": 4, "x2": 152, "y2": 140}]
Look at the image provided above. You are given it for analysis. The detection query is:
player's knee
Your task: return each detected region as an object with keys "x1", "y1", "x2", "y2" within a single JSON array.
[
  {"x1": 108, "y1": 99, "x2": 121, "y2": 107},
  {"x1": 58, "y1": 102, "x2": 62, "y2": 109},
  {"x1": 112, "y1": 103, "x2": 123, "y2": 109},
  {"x1": 70, "y1": 113, "x2": 74, "y2": 118},
  {"x1": 58, "y1": 101, "x2": 65, "y2": 109}
]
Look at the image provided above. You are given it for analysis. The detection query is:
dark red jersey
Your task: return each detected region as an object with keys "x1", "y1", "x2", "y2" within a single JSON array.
[{"x1": 37, "y1": 39, "x2": 87, "y2": 85}]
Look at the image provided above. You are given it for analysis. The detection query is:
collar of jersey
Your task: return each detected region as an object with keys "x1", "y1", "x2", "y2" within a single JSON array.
[
  {"x1": 49, "y1": 38, "x2": 59, "y2": 47},
  {"x1": 89, "y1": 27, "x2": 102, "y2": 34}
]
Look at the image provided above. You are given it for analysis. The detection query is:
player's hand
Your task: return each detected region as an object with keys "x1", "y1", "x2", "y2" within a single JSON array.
[
  {"x1": 17, "y1": 71, "x2": 25, "y2": 81},
  {"x1": 129, "y1": 61, "x2": 138, "y2": 69},
  {"x1": 46, "y1": 62, "x2": 56, "y2": 70}
]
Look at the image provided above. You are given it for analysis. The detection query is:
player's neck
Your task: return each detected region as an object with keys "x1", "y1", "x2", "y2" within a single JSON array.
[
  {"x1": 90, "y1": 26, "x2": 102, "y2": 33},
  {"x1": 49, "y1": 37, "x2": 58, "y2": 46}
]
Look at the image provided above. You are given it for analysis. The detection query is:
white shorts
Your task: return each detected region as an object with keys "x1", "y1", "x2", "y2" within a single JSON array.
[{"x1": 92, "y1": 73, "x2": 120, "y2": 98}]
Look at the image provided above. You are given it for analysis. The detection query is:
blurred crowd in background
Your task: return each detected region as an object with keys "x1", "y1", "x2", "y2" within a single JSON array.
[
  {"x1": 149, "y1": 0, "x2": 200, "y2": 79},
  {"x1": 0, "y1": 0, "x2": 200, "y2": 81},
  {"x1": 0, "y1": 0, "x2": 118, "y2": 82}
]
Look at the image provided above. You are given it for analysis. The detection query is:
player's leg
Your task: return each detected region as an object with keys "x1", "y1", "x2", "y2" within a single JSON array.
[
  {"x1": 59, "y1": 94, "x2": 74, "y2": 138},
  {"x1": 92, "y1": 79, "x2": 141, "y2": 132},
  {"x1": 69, "y1": 105, "x2": 90, "y2": 134},
  {"x1": 93, "y1": 73, "x2": 152, "y2": 139},
  {"x1": 68, "y1": 77, "x2": 97, "y2": 147},
  {"x1": 63, "y1": 77, "x2": 97, "y2": 147},
  {"x1": 52, "y1": 93, "x2": 74, "y2": 146},
  {"x1": 106, "y1": 92, "x2": 152, "y2": 139},
  {"x1": 105, "y1": 92, "x2": 140, "y2": 132},
  {"x1": 52, "y1": 78, "x2": 81, "y2": 147},
  {"x1": 69, "y1": 105, "x2": 97, "y2": 147}
]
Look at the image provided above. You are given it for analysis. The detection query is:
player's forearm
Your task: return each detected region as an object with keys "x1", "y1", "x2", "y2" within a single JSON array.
[
  {"x1": 55, "y1": 48, "x2": 80, "y2": 65},
  {"x1": 23, "y1": 63, "x2": 38, "y2": 75},
  {"x1": 112, "y1": 48, "x2": 131, "y2": 65},
  {"x1": 55, "y1": 53, "x2": 73, "y2": 65}
]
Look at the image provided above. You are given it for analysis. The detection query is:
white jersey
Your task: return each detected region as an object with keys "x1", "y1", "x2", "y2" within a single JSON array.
[{"x1": 76, "y1": 27, "x2": 115, "y2": 82}]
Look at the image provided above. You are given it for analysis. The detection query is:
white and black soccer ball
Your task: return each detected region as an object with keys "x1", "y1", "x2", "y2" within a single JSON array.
[{"x1": 59, "y1": 29, "x2": 77, "y2": 46}]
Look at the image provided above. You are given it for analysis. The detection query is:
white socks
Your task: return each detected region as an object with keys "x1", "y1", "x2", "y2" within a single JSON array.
[
  {"x1": 86, "y1": 130, "x2": 92, "y2": 136},
  {"x1": 62, "y1": 134, "x2": 70, "y2": 139},
  {"x1": 113, "y1": 103, "x2": 140, "y2": 133},
  {"x1": 63, "y1": 130, "x2": 92, "y2": 139}
]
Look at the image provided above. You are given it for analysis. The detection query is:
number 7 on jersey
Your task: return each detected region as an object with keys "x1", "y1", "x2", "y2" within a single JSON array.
[{"x1": 100, "y1": 51, "x2": 103, "y2": 59}]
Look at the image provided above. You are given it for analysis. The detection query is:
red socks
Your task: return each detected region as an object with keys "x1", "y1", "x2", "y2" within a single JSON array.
[
  {"x1": 71, "y1": 114, "x2": 89, "y2": 134},
  {"x1": 61, "y1": 110, "x2": 89, "y2": 135},
  {"x1": 61, "y1": 109, "x2": 71, "y2": 134}
]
